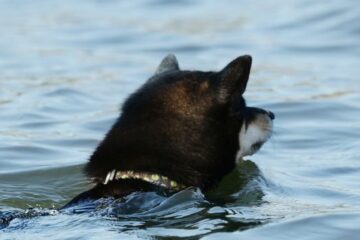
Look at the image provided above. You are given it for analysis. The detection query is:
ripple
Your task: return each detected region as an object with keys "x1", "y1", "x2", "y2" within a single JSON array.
[
  {"x1": 203, "y1": 213, "x2": 360, "y2": 240},
  {"x1": 1, "y1": 0, "x2": 360, "y2": 238}
]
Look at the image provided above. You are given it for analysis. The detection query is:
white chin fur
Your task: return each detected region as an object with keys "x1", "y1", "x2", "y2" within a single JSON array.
[{"x1": 236, "y1": 117, "x2": 273, "y2": 162}]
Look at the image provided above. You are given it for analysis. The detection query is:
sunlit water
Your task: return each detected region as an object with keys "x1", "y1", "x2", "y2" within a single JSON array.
[{"x1": 1, "y1": 0, "x2": 360, "y2": 239}]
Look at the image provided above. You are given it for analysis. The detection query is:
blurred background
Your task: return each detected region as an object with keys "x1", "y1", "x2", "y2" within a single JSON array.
[{"x1": 0, "y1": 0, "x2": 359, "y2": 239}]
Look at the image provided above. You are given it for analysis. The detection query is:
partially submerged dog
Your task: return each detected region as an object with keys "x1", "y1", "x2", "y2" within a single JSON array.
[{"x1": 64, "y1": 54, "x2": 274, "y2": 207}]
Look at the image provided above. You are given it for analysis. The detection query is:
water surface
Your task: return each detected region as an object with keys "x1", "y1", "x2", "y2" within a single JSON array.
[{"x1": 1, "y1": 0, "x2": 360, "y2": 239}]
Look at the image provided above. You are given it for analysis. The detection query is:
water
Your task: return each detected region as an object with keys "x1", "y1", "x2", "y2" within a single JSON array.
[{"x1": 0, "y1": 0, "x2": 359, "y2": 239}]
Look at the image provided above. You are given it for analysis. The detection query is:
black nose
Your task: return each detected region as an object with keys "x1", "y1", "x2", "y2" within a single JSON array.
[{"x1": 268, "y1": 111, "x2": 275, "y2": 120}]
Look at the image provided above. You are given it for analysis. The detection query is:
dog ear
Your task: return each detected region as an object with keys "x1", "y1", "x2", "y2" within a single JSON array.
[
  {"x1": 155, "y1": 54, "x2": 180, "y2": 75},
  {"x1": 217, "y1": 55, "x2": 252, "y2": 103}
]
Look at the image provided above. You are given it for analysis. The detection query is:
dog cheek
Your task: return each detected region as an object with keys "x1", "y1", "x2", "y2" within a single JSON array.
[{"x1": 237, "y1": 124, "x2": 267, "y2": 158}]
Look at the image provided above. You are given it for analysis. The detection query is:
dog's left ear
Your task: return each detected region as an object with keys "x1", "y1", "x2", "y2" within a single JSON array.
[
  {"x1": 217, "y1": 55, "x2": 252, "y2": 103},
  {"x1": 155, "y1": 54, "x2": 180, "y2": 75}
]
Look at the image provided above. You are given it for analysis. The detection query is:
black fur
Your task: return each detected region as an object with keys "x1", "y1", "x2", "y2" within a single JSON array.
[{"x1": 64, "y1": 55, "x2": 268, "y2": 207}]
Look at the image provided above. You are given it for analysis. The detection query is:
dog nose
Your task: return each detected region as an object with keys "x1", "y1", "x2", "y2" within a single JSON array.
[{"x1": 268, "y1": 111, "x2": 275, "y2": 120}]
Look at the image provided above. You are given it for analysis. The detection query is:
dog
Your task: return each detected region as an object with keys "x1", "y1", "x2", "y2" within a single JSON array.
[{"x1": 63, "y1": 54, "x2": 274, "y2": 208}]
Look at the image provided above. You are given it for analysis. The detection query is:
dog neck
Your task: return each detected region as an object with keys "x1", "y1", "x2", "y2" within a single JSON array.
[{"x1": 101, "y1": 170, "x2": 187, "y2": 191}]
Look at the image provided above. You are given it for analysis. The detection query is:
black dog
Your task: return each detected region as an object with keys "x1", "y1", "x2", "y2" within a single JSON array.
[{"x1": 64, "y1": 54, "x2": 274, "y2": 207}]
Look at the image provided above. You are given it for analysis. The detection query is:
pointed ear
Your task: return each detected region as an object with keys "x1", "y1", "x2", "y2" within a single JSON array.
[
  {"x1": 155, "y1": 54, "x2": 180, "y2": 75},
  {"x1": 217, "y1": 55, "x2": 252, "y2": 103}
]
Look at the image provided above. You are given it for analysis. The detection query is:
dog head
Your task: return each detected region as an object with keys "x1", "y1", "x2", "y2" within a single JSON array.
[
  {"x1": 147, "y1": 54, "x2": 274, "y2": 159},
  {"x1": 86, "y1": 54, "x2": 274, "y2": 189}
]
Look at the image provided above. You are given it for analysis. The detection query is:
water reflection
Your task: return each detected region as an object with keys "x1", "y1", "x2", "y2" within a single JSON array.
[
  {"x1": 1, "y1": 161, "x2": 267, "y2": 235},
  {"x1": 0, "y1": 0, "x2": 359, "y2": 239}
]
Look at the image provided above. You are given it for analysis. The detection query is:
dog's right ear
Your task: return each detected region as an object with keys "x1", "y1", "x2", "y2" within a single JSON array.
[
  {"x1": 155, "y1": 54, "x2": 180, "y2": 75},
  {"x1": 216, "y1": 55, "x2": 252, "y2": 103}
]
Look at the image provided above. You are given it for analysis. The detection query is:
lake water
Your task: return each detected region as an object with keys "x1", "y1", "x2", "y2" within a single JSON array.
[{"x1": 1, "y1": 0, "x2": 360, "y2": 239}]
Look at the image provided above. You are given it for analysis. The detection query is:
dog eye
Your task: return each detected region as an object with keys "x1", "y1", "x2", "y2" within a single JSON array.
[
  {"x1": 252, "y1": 142, "x2": 263, "y2": 151},
  {"x1": 231, "y1": 97, "x2": 246, "y2": 117},
  {"x1": 236, "y1": 97, "x2": 246, "y2": 108}
]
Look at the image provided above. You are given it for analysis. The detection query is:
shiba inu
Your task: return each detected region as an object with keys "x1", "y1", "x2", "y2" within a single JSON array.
[{"x1": 64, "y1": 54, "x2": 274, "y2": 207}]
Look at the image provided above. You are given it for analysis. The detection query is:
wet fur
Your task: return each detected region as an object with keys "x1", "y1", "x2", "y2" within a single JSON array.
[{"x1": 64, "y1": 55, "x2": 273, "y2": 207}]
